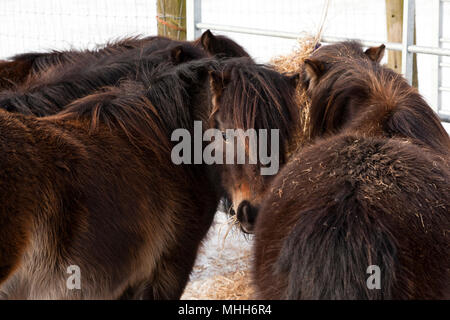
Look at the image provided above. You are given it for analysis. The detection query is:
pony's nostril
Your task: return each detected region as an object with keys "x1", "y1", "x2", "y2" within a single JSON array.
[
  {"x1": 236, "y1": 200, "x2": 258, "y2": 234},
  {"x1": 236, "y1": 201, "x2": 248, "y2": 222}
]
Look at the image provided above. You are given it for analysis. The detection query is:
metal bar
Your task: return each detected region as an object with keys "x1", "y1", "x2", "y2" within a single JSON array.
[
  {"x1": 440, "y1": 38, "x2": 450, "y2": 43},
  {"x1": 437, "y1": 0, "x2": 444, "y2": 113},
  {"x1": 438, "y1": 113, "x2": 450, "y2": 123},
  {"x1": 321, "y1": 36, "x2": 402, "y2": 51},
  {"x1": 186, "y1": 0, "x2": 201, "y2": 40},
  {"x1": 440, "y1": 62, "x2": 450, "y2": 67},
  {"x1": 431, "y1": 0, "x2": 441, "y2": 111},
  {"x1": 401, "y1": 0, "x2": 415, "y2": 84},
  {"x1": 197, "y1": 22, "x2": 450, "y2": 57},
  {"x1": 196, "y1": 22, "x2": 403, "y2": 51},
  {"x1": 439, "y1": 86, "x2": 450, "y2": 92},
  {"x1": 196, "y1": 22, "x2": 300, "y2": 39},
  {"x1": 407, "y1": 45, "x2": 450, "y2": 56}
]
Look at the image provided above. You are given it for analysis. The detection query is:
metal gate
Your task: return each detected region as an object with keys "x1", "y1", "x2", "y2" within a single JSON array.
[{"x1": 187, "y1": 0, "x2": 450, "y2": 122}]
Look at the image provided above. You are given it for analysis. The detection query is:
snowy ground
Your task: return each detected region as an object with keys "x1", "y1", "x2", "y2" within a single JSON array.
[{"x1": 181, "y1": 212, "x2": 254, "y2": 300}]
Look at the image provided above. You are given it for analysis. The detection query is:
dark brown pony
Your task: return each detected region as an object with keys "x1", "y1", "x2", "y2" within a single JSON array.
[
  {"x1": 194, "y1": 30, "x2": 253, "y2": 60},
  {"x1": 0, "y1": 30, "x2": 251, "y2": 93},
  {"x1": 302, "y1": 41, "x2": 450, "y2": 154},
  {"x1": 208, "y1": 58, "x2": 299, "y2": 231},
  {"x1": 0, "y1": 42, "x2": 205, "y2": 116},
  {"x1": 0, "y1": 36, "x2": 162, "y2": 90},
  {"x1": 0, "y1": 57, "x2": 224, "y2": 299},
  {"x1": 243, "y1": 42, "x2": 450, "y2": 299},
  {"x1": 253, "y1": 134, "x2": 449, "y2": 299}
]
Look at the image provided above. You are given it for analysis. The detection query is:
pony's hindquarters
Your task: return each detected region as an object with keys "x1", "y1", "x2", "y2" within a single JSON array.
[{"x1": 253, "y1": 135, "x2": 450, "y2": 299}]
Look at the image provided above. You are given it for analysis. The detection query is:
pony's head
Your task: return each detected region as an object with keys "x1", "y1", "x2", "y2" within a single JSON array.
[
  {"x1": 209, "y1": 58, "x2": 299, "y2": 232},
  {"x1": 301, "y1": 41, "x2": 385, "y2": 139},
  {"x1": 300, "y1": 41, "x2": 450, "y2": 154},
  {"x1": 301, "y1": 41, "x2": 385, "y2": 94},
  {"x1": 195, "y1": 30, "x2": 252, "y2": 60}
]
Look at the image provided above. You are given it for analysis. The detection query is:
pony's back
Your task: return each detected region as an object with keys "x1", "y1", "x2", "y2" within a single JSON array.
[{"x1": 304, "y1": 41, "x2": 450, "y2": 155}]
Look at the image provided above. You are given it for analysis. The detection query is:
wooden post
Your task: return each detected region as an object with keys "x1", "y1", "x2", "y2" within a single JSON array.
[
  {"x1": 386, "y1": 0, "x2": 403, "y2": 73},
  {"x1": 157, "y1": 0, "x2": 186, "y2": 40},
  {"x1": 386, "y1": 0, "x2": 418, "y2": 87}
]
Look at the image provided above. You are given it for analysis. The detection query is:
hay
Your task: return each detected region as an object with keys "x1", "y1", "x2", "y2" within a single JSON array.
[
  {"x1": 270, "y1": 36, "x2": 319, "y2": 152},
  {"x1": 181, "y1": 212, "x2": 254, "y2": 300},
  {"x1": 182, "y1": 269, "x2": 254, "y2": 300}
]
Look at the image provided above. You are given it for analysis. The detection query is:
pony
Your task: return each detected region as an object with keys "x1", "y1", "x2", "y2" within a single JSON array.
[
  {"x1": 302, "y1": 41, "x2": 450, "y2": 154},
  {"x1": 239, "y1": 41, "x2": 450, "y2": 299},
  {"x1": 0, "y1": 36, "x2": 162, "y2": 90},
  {"x1": 236, "y1": 41, "x2": 449, "y2": 233},
  {"x1": 194, "y1": 29, "x2": 253, "y2": 60},
  {"x1": 208, "y1": 58, "x2": 300, "y2": 231},
  {"x1": 0, "y1": 56, "x2": 224, "y2": 299},
  {"x1": 0, "y1": 42, "x2": 205, "y2": 116},
  {"x1": 252, "y1": 134, "x2": 449, "y2": 299},
  {"x1": 0, "y1": 30, "x2": 251, "y2": 93}
]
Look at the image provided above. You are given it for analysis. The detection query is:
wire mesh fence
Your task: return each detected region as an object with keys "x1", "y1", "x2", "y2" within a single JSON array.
[
  {"x1": 196, "y1": 0, "x2": 450, "y2": 119},
  {"x1": 199, "y1": 0, "x2": 387, "y2": 62},
  {"x1": 0, "y1": 0, "x2": 449, "y2": 120},
  {"x1": 0, "y1": 0, "x2": 157, "y2": 59}
]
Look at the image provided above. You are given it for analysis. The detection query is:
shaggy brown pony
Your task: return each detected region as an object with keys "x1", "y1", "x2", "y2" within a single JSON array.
[
  {"x1": 0, "y1": 42, "x2": 205, "y2": 116},
  {"x1": 209, "y1": 58, "x2": 299, "y2": 231},
  {"x1": 194, "y1": 29, "x2": 253, "y2": 60},
  {"x1": 0, "y1": 36, "x2": 163, "y2": 90},
  {"x1": 0, "y1": 30, "x2": 251, "y2": 92},
  {"x1": 253, "y1": 134, "x2": 449, "y2": 299},
  {"x1": 302, "y1": 41, "x2": 450, "y2": 154},
  {"x1": 0, "y1": 57, "x2": 224, "y2": 299},
  {"x1": 241, "y1": 42, "x2": 450, "y2": 299}
]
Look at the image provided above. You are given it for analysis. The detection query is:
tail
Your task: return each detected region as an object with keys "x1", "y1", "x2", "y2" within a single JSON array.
[{"x1": 275, "y1": 182, "x2": 398, "y2": 299}]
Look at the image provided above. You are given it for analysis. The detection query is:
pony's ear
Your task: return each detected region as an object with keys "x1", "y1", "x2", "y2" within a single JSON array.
[
  {"x1": 209, "y1": 70, "x2": 231, "y2": 123},
  {"x1": 200, "y1": 30, "x2": 215, "y2": 50},
  {"x1": 170, "y1": 45, "x2": 185, "y2": 63},
  {"x1": 209, "y1": 70, "x2": 231, "y2": 97},
  {"x1": 365, "y1": 44, "x2": 385, "y2": 63},
  {"x1": 303, "y1": 59, "x2": 325, "y2": 89}
]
